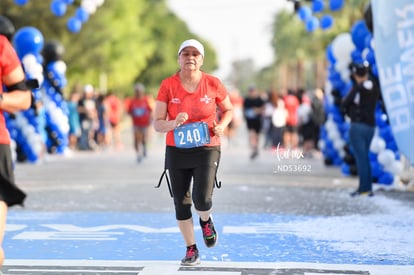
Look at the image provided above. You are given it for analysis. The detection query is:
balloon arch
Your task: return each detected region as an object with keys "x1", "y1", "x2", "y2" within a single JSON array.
[
  {"x1": 6, "y1": 0, "x2": 104, "y2": 163},
  {"x1": 291, "y1": 1, "x2": 405, "y2": 188},
  {"x1": 317, "y1": 4, "x2": 403, "y2": 187}
]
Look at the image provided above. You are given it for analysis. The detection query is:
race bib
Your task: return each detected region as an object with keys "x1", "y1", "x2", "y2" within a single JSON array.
[{"x1": 174, "y1": 122, "x2": 210, "y2": 148}]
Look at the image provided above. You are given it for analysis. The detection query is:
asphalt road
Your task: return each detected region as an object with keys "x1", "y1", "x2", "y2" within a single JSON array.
[{"x1": 4, "y1": 125, "x2": 414, "y2": 275}]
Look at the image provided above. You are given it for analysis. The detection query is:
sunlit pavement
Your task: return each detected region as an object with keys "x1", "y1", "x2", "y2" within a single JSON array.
[{"x1": 4, "y1": 127, "x2": 414, "y2": 275}]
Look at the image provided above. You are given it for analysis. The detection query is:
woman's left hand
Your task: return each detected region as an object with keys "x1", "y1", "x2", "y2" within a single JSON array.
[{"x1": 212, "y1": 120, "x2": 224, "y2": 137}]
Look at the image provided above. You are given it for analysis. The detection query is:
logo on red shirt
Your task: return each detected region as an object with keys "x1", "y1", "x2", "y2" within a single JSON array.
[{"x1": 200, "y1": 94, "x2": 212, "y2": 104}]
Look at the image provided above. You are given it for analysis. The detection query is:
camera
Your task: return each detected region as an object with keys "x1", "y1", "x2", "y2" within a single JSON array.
[{"x1": 351, "y1": 61, "x2": 369, "y2": 77}]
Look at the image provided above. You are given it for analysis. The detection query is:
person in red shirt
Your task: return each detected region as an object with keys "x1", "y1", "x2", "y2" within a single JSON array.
[
  {"x1": 0, "y1": 18, "x2": 32, "y2": 267},
  {"x1": 283, "y1": 88, "x2": 300, "y2": 149},
  {"x1": 105, "y1": 91, "x2": 123, "y2": 149},
  {"x1": 127, "y1": 83, "x2": 153, "y2": 162},
  {"x1": 153, "y1": 39, "x2": 233, "y2": 266}
]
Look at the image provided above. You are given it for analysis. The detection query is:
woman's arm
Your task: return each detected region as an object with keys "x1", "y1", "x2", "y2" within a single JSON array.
[
  {"x1": 213, "y1": 96, "x2": 233, "y2": 137},
  {"x1": 1, "y1": 66, "x2": 32, "y2": 113},
  {"x1": 153, "y1": 100, "x2": 188, "y2": 132}
]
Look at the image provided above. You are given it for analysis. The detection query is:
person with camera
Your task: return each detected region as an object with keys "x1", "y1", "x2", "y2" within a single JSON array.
[{"x1": 341, "y1": 62, "x2": 380, "y2": 197}]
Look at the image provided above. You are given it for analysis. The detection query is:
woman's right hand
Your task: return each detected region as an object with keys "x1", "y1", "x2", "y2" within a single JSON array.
[{"x1": 175, "y1": 112, "x2": 189, "y2": 127}]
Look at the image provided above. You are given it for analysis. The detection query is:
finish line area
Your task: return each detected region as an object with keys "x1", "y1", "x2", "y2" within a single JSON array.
[
  {"x1": 3, "y1": 260, "x2": 410, "y2": 275},
  {"x1": 3, "y1": 211, "x2": 414, "y2": 274}
]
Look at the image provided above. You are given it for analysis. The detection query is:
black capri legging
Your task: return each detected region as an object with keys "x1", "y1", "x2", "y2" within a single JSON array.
[
  {"x1": 0, "y1": 144, "x2": 26, "y2": 207},
  {"x1": 165, "y1": 146, "x2": 220, "y2": 221}
]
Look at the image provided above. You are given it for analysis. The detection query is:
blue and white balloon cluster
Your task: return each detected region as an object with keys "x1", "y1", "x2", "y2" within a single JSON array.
[
  {"x1": 50, "y1": 0, "x2": 105, "y2": 33},
  {"x1": 42, "y1": 42, "x2": 70, "y2": 154},
  {"x1": 5, "y1": 25, "x2": 71, "y2": 162},
  {"x1": 7, "y1": 26, "x2": 46, "y2": 162},
  {"x1": 13, "y1": 0, "x2": 105, "y2": 33},
  {"x1": 296, "y1": 0, "x2": 344, "y2": 32},
  {"x1": 321, "y1": 14, "x2": 403, "y2": 186},
  {"x1": 319, "y1": 32, "x2": 354, "y2": 167}
]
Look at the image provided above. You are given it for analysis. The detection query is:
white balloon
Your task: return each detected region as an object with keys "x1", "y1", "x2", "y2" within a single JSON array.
[
  {"x1": 327, "y1": 128, "x2": 340, "y2": 140},
  {"x1": 387, "y1": 160, "x2": 403, "y2": 175},
  {"x1": 333, "y1": 138, "x2": 345, "y2": 150},
  {"x1": 334, "y1": 61, "x2": 346, "y2": 72},
  {"x1": 22, "y1": 54, "x2": 37, "y2": 67},
  {"x1": 340, "y1": 70, "x2": 350, "y2": 82},
  {"x1": 54, "y1": 60, "x2": 67, "y2": 74},
  {"x1": 378, "y1": 149, "x2": 395, "y2": 166},
  {"x1": 318, "y1": 139, "x2": 326, "y2": 150},
  {"x1": 370, "y1": 136, "x2": 386, "y2": 153},
  {"x1": 33, "y1": 73, "x2": 44, "y2": 85},
  {"x1": 331, "y1": 33, "x2": 355, "y2": 64},
  {"x1": 81, "y1": 0, "x2": 97, "y2": 14}
]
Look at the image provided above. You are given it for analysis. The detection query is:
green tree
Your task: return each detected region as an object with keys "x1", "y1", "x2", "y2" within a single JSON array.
[
  {"x1": 1, "y1": 0, "x2": 218, "y2": 96},
  {"x1": 266, "y1": 0, "x2": 370, "y2": 90}
]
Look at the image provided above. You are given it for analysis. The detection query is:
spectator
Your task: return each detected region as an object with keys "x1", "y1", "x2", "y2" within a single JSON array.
[
  {"x1": 243, "y1": 84, "x2": 265, "y2": 159},
  {"x1": 105, "y1": 91, "x2": 123, "y2": 150},
  {"x1": 77, "y1": 84, "x2": 98, "y2": 150},
  {"x1": 283, "y1": 88, "x2": 300, "y2": 149},
  {"x1": 225, "y1": 87, "x2": 243, "y2": 147},
  {"x1": 297, "y1": 88, "x2": 315, "y2": 157},
  {"x1": 263, "y1": 91, "x2": 274, "y2": 149},
  {"x1": 95, "y1": 92, "x2": 110, "y2": 148},
  {"x1": 127, "y1": 83, "x2": 153, "y2": 162},
  {"x1": 270, "y1": 90, "x2": 288, "y2": 148},
  {"x1": 310, "y1": 88, "x2": 325, "y2": 151},
  {"x1": 67, "y1": 86, "x2": 81, "y2": 150},
  {"x1": 341, "y1": 62, "x2": 380, "y2": 197}
]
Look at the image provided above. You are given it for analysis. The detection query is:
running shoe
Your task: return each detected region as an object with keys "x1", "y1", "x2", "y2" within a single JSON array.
[
  {"x1": 181, "y1": 244, "x2": 200, "y2": 266},
  {"x1": 200, "y1": 217, "x2": 217, "y2": 248},
  {"x1": 350, "y1": 190, "x2": 374, "y2": 197}
]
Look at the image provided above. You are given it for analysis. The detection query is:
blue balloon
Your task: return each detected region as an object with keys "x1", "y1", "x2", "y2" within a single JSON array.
[
  {"x1": 12, "y1": 27, "x2": 44, "y2": 58},
  {"x1": 333, "y1": 156, "x2": 343, "y2": 166},
  {"x1": 371, "y1": 63, "x2": 378, "y2": 77},
  {"x1": 51, "y1": 0, "x2": 67, "y2": 17},
  {"x1": 378, "y1": 172, "x2": 394, "y2": 185},
  {"x1": 351, "y1": 20, "x2": 370, "y2": 50},
  {"x1": 366, "y1": 49, "x2": 376, "y2": 65},
  {"x1": 326, "y1": 44, "x2": 336, "y2": 64},
  {"x1": 329, "y1": 0, "x2": 344, "y2": 11},
  {"x1": 75, "y1": 7, "x2": 89, "y2": 23},
  {"x1": 312, "y1": 0, "x2": 324, "y2": 13},
  {"x1": 379, "y1": 125, "x2": 394, "y2": 141},
  {"x1": 320, "y1": 14, "x2": 334, "y2": 30},
  {"x1": 305, "y1": 17, "x2": 319, "y2": 33},
  {"x1": 364, "y1": 33, "x2": 373, "y2": 49},
  {"x1": 351, "y1": 49, "x2": 363, "y2": 63},
  {"x1": 298, "y1": 6, "x2": 312, "y2": 22},
  {"x1": 387, "y1": 140, "x2": 399, "y2": 152},
  {"x1": 14, "y1": 0, "x2": 28, "y2": 6},
  {"x1": 375, "y1": 112, "x2": 388, "y2": 128},
  {"x1": 341, "y1": 163, "x2": 350, "y2": 175},
  {"x1": 328, "y1": 71, "x2": 342, "y2": 88},
  {"x1": 370, "y1": 161, "x2": 381, "y2": 178},
  {"x1": 67, "y1": 17, "x2": 82, "y2": 33}
]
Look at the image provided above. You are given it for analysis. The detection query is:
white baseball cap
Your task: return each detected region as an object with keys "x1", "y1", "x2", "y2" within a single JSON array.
[{"x1": 178, "y1": 39, "x2": 204, "y2": 58}]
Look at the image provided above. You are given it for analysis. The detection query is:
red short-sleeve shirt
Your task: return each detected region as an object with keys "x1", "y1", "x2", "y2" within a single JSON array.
[
  {"x1": 156, "y1": 72, "x2": 228, "y2": 147},
  {"x1": 0, "y1": 35, "x2": 22, "y2": 144}
]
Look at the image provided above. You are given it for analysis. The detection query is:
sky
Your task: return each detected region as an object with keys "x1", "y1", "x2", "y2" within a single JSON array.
[{"x1": 167, "y1": 0, "x2": 293, "y2": 79}]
